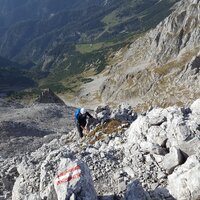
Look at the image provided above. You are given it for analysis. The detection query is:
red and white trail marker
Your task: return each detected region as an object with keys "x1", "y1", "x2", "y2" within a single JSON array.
[{"x1": 55, "y1": 165, "x2": 81, "y2": 185}]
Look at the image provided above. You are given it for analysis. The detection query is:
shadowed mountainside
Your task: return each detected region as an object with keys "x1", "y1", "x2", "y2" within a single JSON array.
[{"x1": 0, "y1": 0, "x2": 178, "y2": 96}]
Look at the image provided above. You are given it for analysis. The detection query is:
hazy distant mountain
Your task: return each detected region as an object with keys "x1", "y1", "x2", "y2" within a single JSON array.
[
  {"x1": 0, "y1": 0, "x2": 177, "y2": 63},
  {"x1": 0, "y1": 0, "x2": 178, "y2": 96}
]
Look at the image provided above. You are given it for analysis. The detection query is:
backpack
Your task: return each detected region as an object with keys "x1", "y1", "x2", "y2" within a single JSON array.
[{"x1": 74, "y1": 108, "x2": 81, "y2": 121}]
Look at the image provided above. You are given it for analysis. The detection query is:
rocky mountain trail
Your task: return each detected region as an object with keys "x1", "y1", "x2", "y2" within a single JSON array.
[
  {"x1": 1, "y1": 0, "x2": 200, "y2": 199},
  {"x1": 0, "y1": 98, "x2": 200, "y2": 200},
  {"x1": 0, "y1": 99, "x2": 75, "y2": 158}
]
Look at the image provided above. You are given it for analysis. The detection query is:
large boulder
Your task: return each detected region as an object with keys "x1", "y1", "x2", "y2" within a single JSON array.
[
  {"x1": 125, "y1": 180, "x2": 150, "y2": 200},
  {"x1": 12, "y1": 146, "x2": 97, "y2": 200},
  {"x1": 54, "y1": 158, "x2": 97, "y2": 200},
  {"x1": 12, "y1": 159, "x2": 41, "y2": 200},
  {"x1": 168, "y1": 155, "x2": 200, "y2": 200},
  {"x1": 125, "y1": 103, "x2": 200, "y2": 157},
  {"x1": 160, "y1": 147, "x2": 184, "y2": 174},
  {"x1": 190, "y1": 99, "x2": 200, "y2": 115},
  {"x1": 95, "y1": 103, "x2": 137, "y2": 124},
  {"x1": 39, "y1": 150, "x2": 63, "y2": 200},
  {"x1": 146, "y1": 126, "x2": 167, "y2": 147},
  {"x1": 166, "y1": 109, "x2": 193, "y2": 147},
  {"x1": 146, "y1": 108, "x2": 167, "y2": 126}
]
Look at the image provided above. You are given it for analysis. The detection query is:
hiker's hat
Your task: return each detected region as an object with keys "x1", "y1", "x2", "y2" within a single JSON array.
[{"x1": 80, "y1": 108, "x2": 86, "y2": 114}]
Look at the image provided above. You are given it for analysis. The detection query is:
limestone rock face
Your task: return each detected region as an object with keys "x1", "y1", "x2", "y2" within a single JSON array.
[
  {"x1": 11, "y1": 148, "x2": 97, "y2": 200},
  {"x1": 98, "y1": 0, "x2": 200, "y2": 109},
  {"x1": 125, "y1": 101, "x2": 200, "y2": 158},
  {"x1": 147, "y1": 0, "x2": 200, "y2": 64},
  {"x1": 168, "y1": 155, "x2": 200, "y2": 200},
  {"x1": 161, "y1": 147, "x2": 183, "y2": 174},
  {"x1": 12, "y1": 158, "x2": 42, "y2": 200},
  {"x1": 39, "y1": 150, "x2": 63, "y2": 200},
  {"x1": 124, "y1": 99, "x2": 200, "y2": 199}
]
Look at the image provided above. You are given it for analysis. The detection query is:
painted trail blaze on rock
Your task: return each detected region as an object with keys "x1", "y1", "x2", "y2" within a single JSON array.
[
  {"x1": 56, "y1": 165, "x2": 81, "y2": 185},
  {"x1": 54, "y1": 158, "x2": 98, "y2": 200}
]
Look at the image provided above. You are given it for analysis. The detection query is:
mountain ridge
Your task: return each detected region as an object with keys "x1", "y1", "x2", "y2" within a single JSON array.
[{"x1": 79, "y1": 0, "x2": 200, "y2": 110}]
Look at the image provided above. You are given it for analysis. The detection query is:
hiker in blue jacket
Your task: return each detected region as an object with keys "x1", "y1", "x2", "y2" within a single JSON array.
[{"x1": 75, "y1": 107, "x2": 94, "y2": 138}]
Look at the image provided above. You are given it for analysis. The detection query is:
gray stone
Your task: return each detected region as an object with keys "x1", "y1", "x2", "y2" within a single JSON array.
[
  {"x1": 153, "y1": 154, "x2": 164, "y2": 163},
  {"x1": 168, "y1": 155, "x2": 200, "y2": 200},
  {"x1": 110, "y1": 103, "x2": 137, "y2": 122},
  {"x1": 125, "y1": 180, "x2": 150, "y2": 200},
  {"x1": 123, "y1": 166, "x2": 135, "y2": 178},
  {"x1": 190, "y1": 98, "x2": 200, "y2": 115},
  {"x1": 146, "y1": 126, "x2": 167, "y2": 147},
  {"x1": 118, "y1": 179, "x2": 127, "y2": 194},
  {"x1": 147, "y1": 108, "x2": 167, "y2": 126},
  {"x1": 140, "y1": 141, "x2": 167, "y2": 155},
  {"x1": 54, "y1": 158, "x2": 97, "y2": 200},
  {"x1": 161, "y1": 147, "x2": 183, "y2": 174}
]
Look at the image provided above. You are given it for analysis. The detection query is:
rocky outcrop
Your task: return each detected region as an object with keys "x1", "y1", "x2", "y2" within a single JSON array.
[
  {"x1": 94, "y1": 103, "x2": 137, "y2": 123},
  {"x1": 11, "y1": 149, "x2": 97, "y2": 200},
  {"x1": 147, "y1": 0, "x2": 200, "y2": 64},
  {"x1": 168, "y1": 155, "x2": 200, "y2": 200},
  {"x1": 35, "y1": 89, "x2": 65, "y2": 104},
  {"x1": 161, "y1": 147, "x2": 183, "y2": 174},
  {"x1": 125, "y1": 99, "x2": 200, "y2": 158},
  {"x1": 54, "y1": 158, "x2": 97, "y2": 200},
  {"x1": 123, "y1": 98, "x2": 200, "y2": 199},
  {"x1": 96, "y1": 0, "x2": 200, "y2": 110},
  {"x1": 1, "y1": 98, "x2": 200, "y2": 200}
]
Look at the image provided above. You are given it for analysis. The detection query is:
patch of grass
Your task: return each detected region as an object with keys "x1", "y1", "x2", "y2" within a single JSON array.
[
  {"x1": 87, "y1": 119, "x2": 128, "y2": 145},
  {"x1": 87, "y1": 119, "x2": 123, "y2": 144},
  {"x1": 76, "y1": 41, "x2": 121, "y2": 54},
  {"x1": 154, "y1": 47, "x2": 200, "y2": 76},
  {"x1": 76, "y1": 43, "x2": 103, "y2": 54},
  {"x1": 76, "y1": 42, "x2": 115, "y2": 54},
  {"x1": 104, "y1": 119, "x2": 122, "y2": 134},
  {"x1": 102, "y1": 10, "x2": 120, "y2": 28},
  {"x1": 8, "y1": 88, "x2": 42, "y2": 103}
]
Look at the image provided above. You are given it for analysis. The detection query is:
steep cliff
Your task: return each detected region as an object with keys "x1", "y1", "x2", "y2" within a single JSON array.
[{"x1": 95, "y1": 0, "x2": 200, "y2": 110}]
